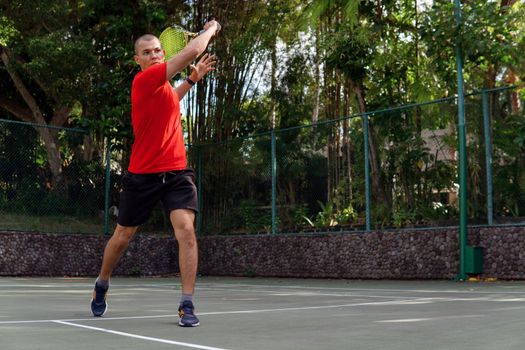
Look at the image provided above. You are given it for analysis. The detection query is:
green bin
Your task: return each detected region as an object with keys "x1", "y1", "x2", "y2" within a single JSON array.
[{"x1": 465, "y1": 246, "x2": 484, "y2": 275}]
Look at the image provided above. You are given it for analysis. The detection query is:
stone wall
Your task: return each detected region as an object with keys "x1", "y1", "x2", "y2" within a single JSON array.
[
  {"x1": 0, "y1": 231, "x2": 179, "y2": 277},
  {"x1": 1, "y1": 226, "x2": 525, "y2": 279}
]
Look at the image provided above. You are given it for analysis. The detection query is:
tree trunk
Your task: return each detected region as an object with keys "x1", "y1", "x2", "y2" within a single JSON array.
[
  {"x1": 312, "y1": 25, "x2": 321, "y2": 124},
  {"x1": 270, "y1": 35, "x2": 277, "y2": 128},
  {"x1": 1, "y1": 46, "x2": 64, "y2": 186},
  {"x1": 351, "y1": 79, "x2": 391, "y2": 211},
  {"x1": 506, "y1": 70, "x2": 520, "y2": 114}
]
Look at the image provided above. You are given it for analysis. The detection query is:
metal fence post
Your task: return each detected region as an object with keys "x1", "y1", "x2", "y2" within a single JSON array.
[
  {"x1": 455, "y1": 0, "x2": 468, "y2": 281},
  {"x1": 363, "y1": 113, "x2": 371, "y2": 231},
  {"x1": 482, "y1": 90, "x2": 494, "y2": 225},
  {"x1": 103, "y1": 137, "x2": 111, "y2": 235},
  {"x1": 197, "y1": 145, "x2": 203, "y2": 235},
  {"x1": 271, "y1": 131, "x2": 277, "y2": 234}
]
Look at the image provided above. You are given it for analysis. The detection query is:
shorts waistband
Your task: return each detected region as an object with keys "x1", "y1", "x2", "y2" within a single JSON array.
[
  {"x1": 126, "y1": 169, "x2": 191, "y2": 183},
  {"x1": 127, "y1": 170, "x2": 187, "y2": 177}
]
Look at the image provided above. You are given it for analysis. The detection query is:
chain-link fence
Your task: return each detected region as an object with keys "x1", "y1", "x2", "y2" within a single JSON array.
[
  {"x1": 0, "y1": 120, "x2": 110, "y2": 233},
  {"x1": 0, "y1": 86, "x2": 523, "y2": 235},
  {"x1": 188, "y1": 135, "x2": 274, "y2": 235},
  {"x1": 191, "y1": 86, "x2": 524, "y2": 235}
]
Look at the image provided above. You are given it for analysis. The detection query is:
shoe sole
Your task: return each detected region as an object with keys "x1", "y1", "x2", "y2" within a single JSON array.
[{"x1": 178, "y1": 320, "x2": 200, "y2": 327}]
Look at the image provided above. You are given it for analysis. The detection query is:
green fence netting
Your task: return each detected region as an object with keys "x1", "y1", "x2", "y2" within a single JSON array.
[
  {"x1": 0, "y1": 86, "x2": 523, "y2": 235},
  {"x1": 0, "y1": 120, "x2": 109, "y2": 233}
]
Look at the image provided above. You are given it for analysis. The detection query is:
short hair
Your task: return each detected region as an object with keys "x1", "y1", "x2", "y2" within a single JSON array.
[{"x1": 134, "y1": 34, "x2": 159, "y2": 54}]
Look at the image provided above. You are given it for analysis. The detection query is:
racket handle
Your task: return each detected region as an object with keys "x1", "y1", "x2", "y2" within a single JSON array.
[{"x1": 204, "y1": 18, "x2": 221, "y2": 36}]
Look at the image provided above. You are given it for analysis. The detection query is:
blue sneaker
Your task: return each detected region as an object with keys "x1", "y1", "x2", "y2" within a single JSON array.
[
  {"x1": 178, "y1": 300, "x2": 200, "y2": 327},
  {"x1": 90, "y1": 282, "x2": 108, "y2": 317}
]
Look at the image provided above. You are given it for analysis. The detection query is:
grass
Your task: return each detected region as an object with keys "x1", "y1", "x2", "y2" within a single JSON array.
[
  {"x1": 0, "y1": 210, "x2": 174, "y2": 235},
  {"x1": 0, "y1": 211, "x2": 106, "y2": 234}
]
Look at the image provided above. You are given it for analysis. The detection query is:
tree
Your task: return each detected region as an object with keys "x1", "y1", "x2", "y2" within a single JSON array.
[
  {"x1": 421, "y1": 0, "x2": 525, "y2": 219},
  {"x1": 0, "y1": 1, "x2": 99, "y2": 185},
  {"x1": 0, "y1": 0, "x2": 171, "y2": 185}
]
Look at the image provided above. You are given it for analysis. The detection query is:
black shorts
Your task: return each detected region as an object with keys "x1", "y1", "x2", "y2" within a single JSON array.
[{"x1": 117, "y1": 169, "x2": 198, "y2": 227}]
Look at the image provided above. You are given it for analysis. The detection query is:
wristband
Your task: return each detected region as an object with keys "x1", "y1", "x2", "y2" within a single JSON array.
[{"x1": 185, "y1": 77, "x2": 196, "y2": 86}]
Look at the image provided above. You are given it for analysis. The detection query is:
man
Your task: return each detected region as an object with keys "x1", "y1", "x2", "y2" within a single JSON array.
[{"x1": 90, "y1": 20, "x2": 221, "y2": 327}]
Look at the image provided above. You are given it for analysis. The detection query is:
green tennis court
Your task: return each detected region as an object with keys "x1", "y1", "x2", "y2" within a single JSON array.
[{"x1": 2, "y1": 276, "x2": 525, "y2": 350}]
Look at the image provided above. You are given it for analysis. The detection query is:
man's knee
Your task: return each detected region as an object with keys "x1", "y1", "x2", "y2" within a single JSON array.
[
  {"x1": 111, "y1": 225, "x2": 138, "y2": 248},
  {"x1": 175, "y1": 224, "x2": 196, "y2": 241},
  {"x1": 170, "y1": 209, "x2": 196, "y2": 239},
  {"x1": 178, "y1": 220, "x2": 195, "y2": 233}
]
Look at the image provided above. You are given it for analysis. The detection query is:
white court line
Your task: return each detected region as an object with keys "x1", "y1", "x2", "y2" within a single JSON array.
[
  {"x1": 3, "y1": 281, "x2": 525, "y2": 295},
  {"x1": 53, "y1": 320, "x2": 231, "y2": 350},
  {"x1": 0, "y1": 287, "x2": 418, "y2": 300},
  {"x1": 376, "y1": 314, "x2": 485, "y2": 323},
  {"x1": 0, "y1": 314, "x2": 177, "y2": 324},
  {"x1": 377, "y1": 318, "x2": 431, "y2": 323},
  {"x1": 486, "y1": 305, "x2": 525, "y2": 312},
  {"x1": 196, "y1": 283, "x2": 525, "y2": 295},
  {"x1": 0, "y1": 297, "x2": 438, "y2": 325},
  {"x1": 196, "y1": 286, "x2": 525, "y2": 300},
  {"x1": 1, "y1": 295, "x2": 522, "y2": 326},
  {"x1": 0, "y1": 285, "x2": 443, "y2": 300},
  {"x1": 205, "y1": 287, "x2": 419, "y2": 299},
  {"x1": 0, "y1": 290, "x2": 169, "y2": 296}
]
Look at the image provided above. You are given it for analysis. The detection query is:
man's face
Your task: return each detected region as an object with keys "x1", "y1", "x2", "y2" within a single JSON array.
[{"x1": 133, "y1": 37, "x2": 165, "y2": 71}]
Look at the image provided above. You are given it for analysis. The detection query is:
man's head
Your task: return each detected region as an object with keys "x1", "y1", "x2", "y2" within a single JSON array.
[{"x1": 133, "y1": 34, "x2": 165, "y2": 71}]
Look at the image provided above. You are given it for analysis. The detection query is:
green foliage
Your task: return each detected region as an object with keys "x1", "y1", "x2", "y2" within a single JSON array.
[
  {"x1": 392, "y1": 208, "x2": 416, "y2": 228},
  {"x1": 224, "y1": 200, "x2": 274, "y2": 234},
  {"x1": 1, "y1": 1, "x2": 525, "y2": 235},
  {"x1": 420, "y1": 0, "x2": 525, "y2": 89},
  {"x1": 0, "y1": 122, "x2": 39, "y2": 184},
  {"x1": 24, "y1": 32, "x2": 98, "y2": 104},
  {"x1": 325, "y1": 23, "x2": 371, "y2": 82},
  {"x1": 0, "y1": 15, "x2": 17, "y2": 46},
  {"x1": 305, "y1": 201, "x2": 358, "y2": 228},
  {"x1": 299, "y1": 0, "x2": 360, "y2": 30},
  {"x1": 491, "y1": 107, "x2": 525, "y2": 217}
]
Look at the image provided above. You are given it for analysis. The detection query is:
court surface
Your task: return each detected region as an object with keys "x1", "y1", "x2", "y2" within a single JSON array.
[{"x1": 1, "y1": 276, "x2": 525, "y2": 350}]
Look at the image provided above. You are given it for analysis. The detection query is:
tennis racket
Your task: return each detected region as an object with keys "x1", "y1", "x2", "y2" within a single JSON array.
[{"x1": 159, "y1": 25, "x2": 204, "y2": 61}]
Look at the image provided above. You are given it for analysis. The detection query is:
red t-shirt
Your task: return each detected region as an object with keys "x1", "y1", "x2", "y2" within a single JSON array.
[{"x1": 128, "y1": 62, "x2": 186, "y2": 173}]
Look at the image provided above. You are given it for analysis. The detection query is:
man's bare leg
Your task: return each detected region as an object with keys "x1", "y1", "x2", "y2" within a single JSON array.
[
  {"x1": 170, "y1": 209, "x2": 198, "y2": 294},
  {"x1": 99, "y1": 224, "x2": 139, "y2": 280},
  {"x1": 91, "y1": 224, "x2": 138, "y2": 316},
  {"x1": 170, "y1": 209, "x2": 199, "y2": 327}
]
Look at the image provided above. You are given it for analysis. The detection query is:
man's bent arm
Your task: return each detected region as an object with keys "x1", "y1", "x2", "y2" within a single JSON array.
[{"x1": 165, "y1": 21, "x2": 219, "y2": 81}]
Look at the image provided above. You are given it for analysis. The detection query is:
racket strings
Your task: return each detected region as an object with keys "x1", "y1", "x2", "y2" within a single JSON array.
[{"x1": 159, "y1": 27, "x2": 196, "y2": 60}]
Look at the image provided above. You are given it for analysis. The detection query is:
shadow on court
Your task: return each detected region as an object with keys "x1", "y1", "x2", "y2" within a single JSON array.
[{"x1": 1, "y1": 276, "x2": 525, "y2": 350}]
